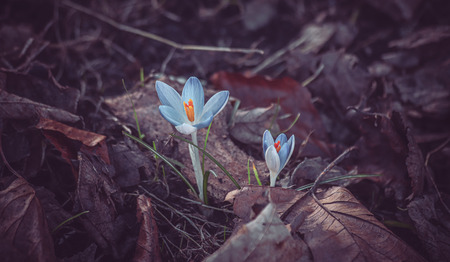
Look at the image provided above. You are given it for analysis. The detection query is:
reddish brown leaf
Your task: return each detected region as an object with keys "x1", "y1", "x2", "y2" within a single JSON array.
[
  {"x1": 0, "y1": 177, "x2": 57, "y2": 262},
  {"x1": 133, "y1": 195, "x2": 162, "y2": 262},
  {"x1": 210, "y1": 71, "x2": 331, "y2": 157},
  {"x1": 37, "y1": 118, "x2": 110, "y2": 180},
  {"x1": 36, "y1": 118, "x2": 106, "y2": 147}
]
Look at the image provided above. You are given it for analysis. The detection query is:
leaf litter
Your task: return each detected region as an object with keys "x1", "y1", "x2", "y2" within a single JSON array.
[{"x1": 0, "y1": 0, "x2": 450, "y2": 261}]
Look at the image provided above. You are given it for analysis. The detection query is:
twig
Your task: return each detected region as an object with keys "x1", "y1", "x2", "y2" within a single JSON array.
[
  {"x1": 309, "y1": 146, "x2": 357, "y2": 194},
  {"x1": 425, "y1": 137, "x2": 450, "y2": 214},
  {"x1": 0, "y1": 122, "x2": 23, "y2": 179},
  {"x1": 61, "y1": 0, "x2": 263, "y2": 55},
  {"x1": 250, "y1": 35, "x2": 307, "y2": 75}
]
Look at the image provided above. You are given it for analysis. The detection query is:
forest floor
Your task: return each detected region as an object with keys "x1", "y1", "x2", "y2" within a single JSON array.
[{"x1": 1, "y1": 0, "x2": 450, "y2": 261}]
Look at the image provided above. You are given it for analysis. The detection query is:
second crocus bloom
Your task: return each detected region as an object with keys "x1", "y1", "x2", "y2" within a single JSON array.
[{"x1": 263, "y1": 130, "x2": 295, "y2": 187}]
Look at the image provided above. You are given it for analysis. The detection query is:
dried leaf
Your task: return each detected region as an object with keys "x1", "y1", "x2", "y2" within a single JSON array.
[
  {"x1": 394, "y1": 64, "x2": 450, "y2": 119},
  {"x1": 229, "y1": 104, "x2": 280, "y2": 145},
  {"x1": 0, "y1": 69, "x2": 80, "y2": 113},
  {"x1": 110, "y1": 141, "x2": 153, "y2": 188},
  {"x1": 408, "y1": 194, "x2": 450, "y2": 261},
  {"x1": 133, "y1": 195, "x2": 162, "y2": 262},
  {"x1": 229, "y1": 186, "x2": 426, "y2": 261},
  {"x1": 36, "y1": 118, "x2": 106, "y2": 147},
  {"x1": 0, "y1": 88, "x2": 81, "y2": 123},
  {"x1": 363, "y1": 0, "x2": 422, "y2": 21},
  {"x1": 74, "y1": 151, "x2": 123, "y2": 259},
  {"x1": 285, "y1": 187, "x2": 426, "y2": 262},
  {"x1": 204, "y1": 202, "x2": 305, "y2": 262},
  {"x1": 389, "y1": 26, "x2": 450, "y2": 49},
  {"x1": 211, "y1": 72, "x2": 331, "y2": 157},
  {"x1": 0, "y1": 177, "x2": 57, "y2": 262}
]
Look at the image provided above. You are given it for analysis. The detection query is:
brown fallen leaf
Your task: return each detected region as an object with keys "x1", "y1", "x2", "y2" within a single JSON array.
[
  {"x1": 286, "y1": 187, "x2": 427, "y2": 262},
  {"x1": 0, "y1": 177, "x2": 57, "y2": 262},
  {"x1": 36, "y1": 118, "x2": 110, "y2": 180},
  {"x1": 211, "y1": 71, "x2": 331, "y2": 157},
  {"x1": 204, "y1": 202, "x2": 306, "y2": 262},
  {"x1": 0, "y1": 88, "x2": 81, "y2": 123},
  {"x1": 74, "y1": 151, "x2": 123, "y2": 259},
  {"x1": 408, "y1": 194, "x2": 450, "y2": 261},
  {"x1": 133, "y1": 195, "x2": 162, "y2": 262},
  {"x1": 229, "y1": 104, "x2": 280, "y2": 145},
  {"x1": 228, "y1": 186, "x2": 427, "y2": 262},
  {"x1": 36, "y1": 118, "x2": 106, "y2": 147}
]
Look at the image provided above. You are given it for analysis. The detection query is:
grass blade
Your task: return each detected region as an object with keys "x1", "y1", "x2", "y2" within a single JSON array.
[
  {"x1": 295, "y1": 174, "x2": 380, "y2": 191},
  {"x1": 123, "y1": 131, "x2": 198, "y2": 197}
]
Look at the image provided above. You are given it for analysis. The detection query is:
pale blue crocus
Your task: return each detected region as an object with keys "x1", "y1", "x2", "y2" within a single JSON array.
[
  {"x1": 263, "y1": 130, "x2": 295, "y2": 187},
  {"x1": 155, "y1": 76, "x2": 229, "y2": 135},
  {"x1": 155, "y1": 76, "x2": 229, "y2": 202}
]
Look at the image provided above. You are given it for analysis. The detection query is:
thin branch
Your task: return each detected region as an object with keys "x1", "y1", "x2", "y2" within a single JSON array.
[
  {"x1": 309, "y1": 146, "x2": 357, "y2": 195},
  {"x1": 61, "y1": 0, "x2": 263, "y2": 55}
]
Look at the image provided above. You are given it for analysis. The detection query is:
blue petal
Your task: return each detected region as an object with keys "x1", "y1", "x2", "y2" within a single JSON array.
[
  {"x1": 201, "y1": 91, "x2": 229, "y2": 119},
  {"x1": 159, "y1": 105, "x2": 184, "y2": 126},
  {"x1": 193, "y1": 111, "x2": 213, "y2": 130},
  {"x1": 277, "y1": 143, "x2": 290, "y2": 172},
  {"x1": 275, "y1": 133, "x2": 287, "y2": 145},
  {"x1": 175, "y1": 123, "x2": 197, "y2": 135},
  {"x1": 182, "y1": 77, "x2": 204, "y2": 121},
  {"x1": 265, "y1": 145, "x2": 280, "y2": 174},
  {"x1": 279, "y1": 135, "x2": 295, "y2": 172},
  {"x1": 262, "y1": 130, "x2": 274, "y2": 156},
  {"x1": 155, "y1": 81, "x2": 184, "y2": 114}
]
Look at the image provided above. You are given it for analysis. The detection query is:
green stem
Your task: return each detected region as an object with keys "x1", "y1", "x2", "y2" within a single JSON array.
[{"x1": 189, "y1": 131, "x2": 204, "y2": 202}]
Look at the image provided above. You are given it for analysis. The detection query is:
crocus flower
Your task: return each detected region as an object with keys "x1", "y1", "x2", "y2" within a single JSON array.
[
  {"x1": 263, "y1": 130, "x2": 295, "y2": 187},
  {"x1": 155, "y1": 77, "x2": 229, "y2": 135}
]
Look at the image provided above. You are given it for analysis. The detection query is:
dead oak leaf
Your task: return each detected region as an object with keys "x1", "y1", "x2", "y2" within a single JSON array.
[{"x1": 0, "y1": 177, "x2": 57, "y2": 262}]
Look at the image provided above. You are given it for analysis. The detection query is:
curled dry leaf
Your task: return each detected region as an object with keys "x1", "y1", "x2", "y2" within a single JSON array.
[
  {"x1": 204, "y1": 202, "x2": 305, "y2": 262},
  {"x1": 133, "y1": 195, "x2": 162, "y2": 262},
  {"x1": 36, "y1": 118, "x2": 106, "y2": 147},
  {"x1": 0, "y1": 177, "x2": 57, "y2": 262},
  {"x1": 0, "y1": 89, "x2": 82, "y2": 123},
  {"x1": 228, "y1": 186, "x2": 426, "y2": 262}
]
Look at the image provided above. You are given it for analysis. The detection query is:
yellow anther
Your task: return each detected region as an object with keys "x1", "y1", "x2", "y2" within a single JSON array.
[{"x1": 184, "y1": 99, "x2": 195, "y2": 122}]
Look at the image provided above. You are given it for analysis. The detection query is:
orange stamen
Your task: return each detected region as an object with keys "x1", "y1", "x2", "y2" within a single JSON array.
[
  {"x1": 184, "y1": 99, "x2": 195, "y2": 122},
  {"x1": 274, "y1": 141, "x2": 281, "y2": 153}
]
